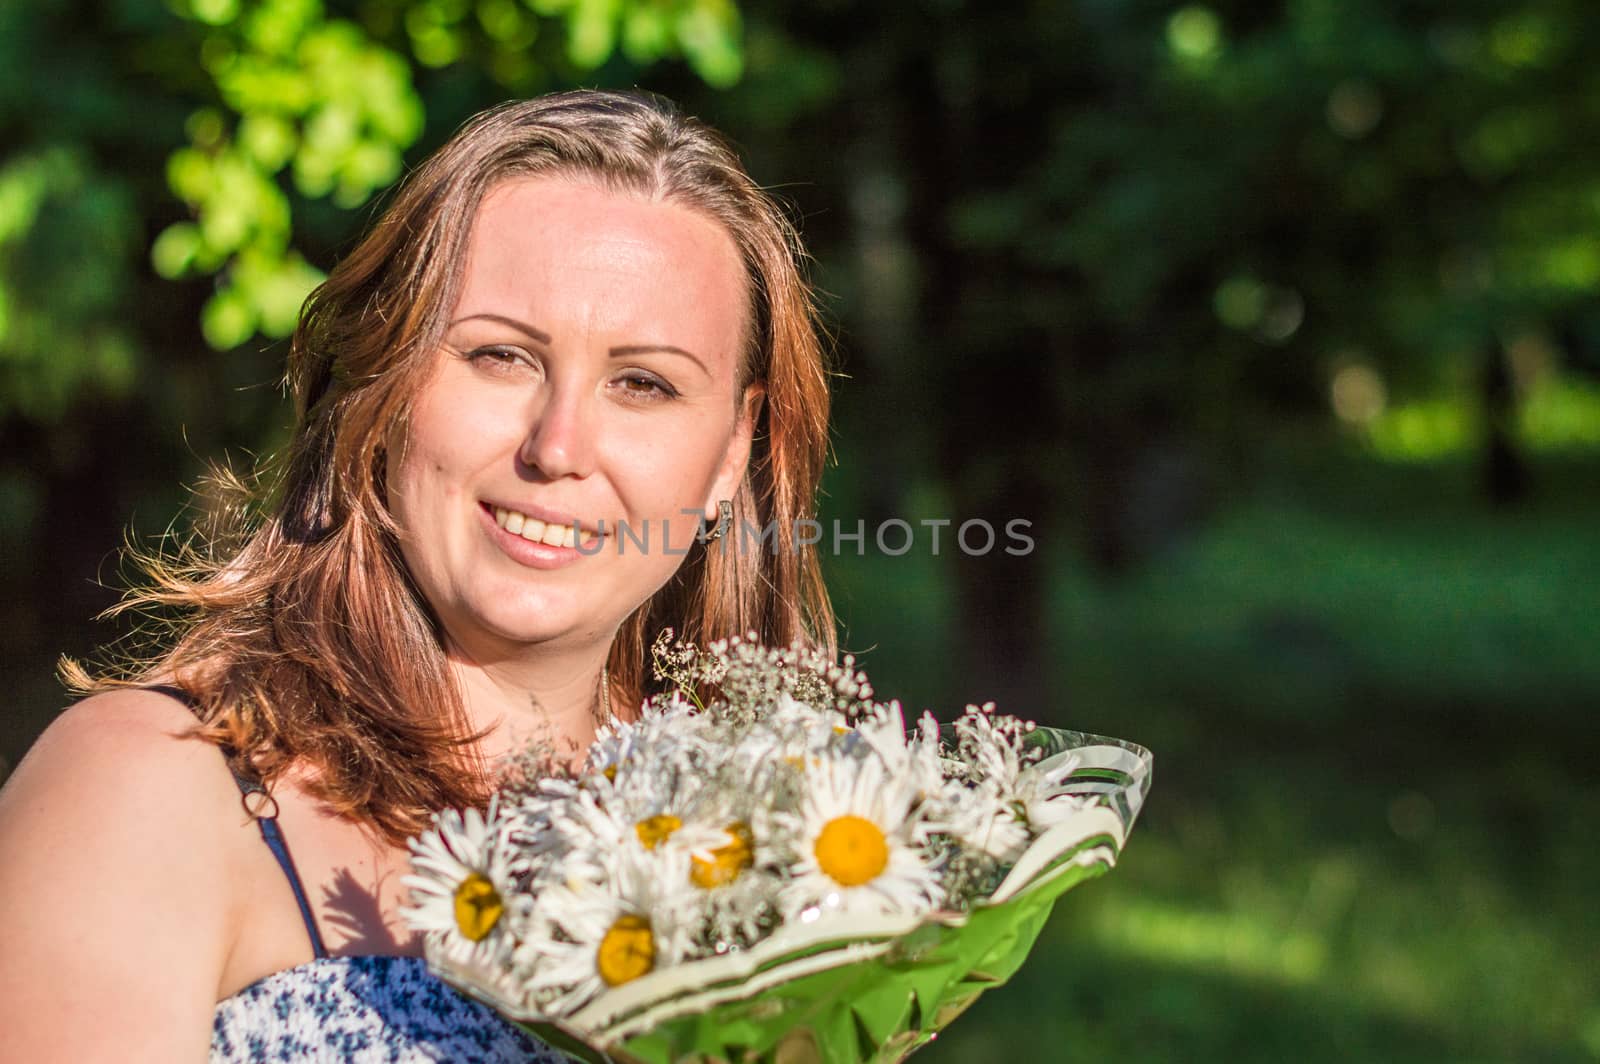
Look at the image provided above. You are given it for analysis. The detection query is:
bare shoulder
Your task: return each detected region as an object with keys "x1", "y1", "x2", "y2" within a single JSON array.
[
  {"x1": 0, "y1": 688, "x2": 244, "y2": 840},
  {"x1": 17, "y1": 684, "x2": 208, "y2": 761},
  {"x1": 0, "y1": 689, "x2": 241, "y2": 1061}
]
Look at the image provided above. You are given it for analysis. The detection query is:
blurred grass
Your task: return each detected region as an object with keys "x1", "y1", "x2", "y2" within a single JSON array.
[{"x1": 829, "y1": 442, "x2": 1600, "y2": 1062}]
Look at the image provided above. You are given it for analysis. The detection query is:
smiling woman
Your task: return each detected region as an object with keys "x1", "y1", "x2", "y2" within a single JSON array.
[
  {"x1": 389, "y1": 179, "x2": 761, "y2": 667},
  {"x1": 0, "y1": 90, "x2": 834, "y2": 1062}
]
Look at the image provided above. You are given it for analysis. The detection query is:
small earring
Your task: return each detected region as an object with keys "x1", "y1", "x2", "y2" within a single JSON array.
[{"x1": 696, "y1": 499, "x2": 733, "y2": 543}]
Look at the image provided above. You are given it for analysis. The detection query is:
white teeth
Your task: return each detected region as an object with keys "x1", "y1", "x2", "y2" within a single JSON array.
[{"x1": 493, "y1": 504, "x2": 593, "y2": 548}]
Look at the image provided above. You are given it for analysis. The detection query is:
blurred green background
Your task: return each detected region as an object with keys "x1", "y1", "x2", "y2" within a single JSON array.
[{"x1": 3, "y1": 0, "x2": 1597, "y2": 1059}]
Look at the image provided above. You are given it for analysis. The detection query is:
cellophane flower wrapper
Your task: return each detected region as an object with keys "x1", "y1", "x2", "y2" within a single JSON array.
[{"x1": 405, "y1": 636, "x2": 1152, "y2": 1064}]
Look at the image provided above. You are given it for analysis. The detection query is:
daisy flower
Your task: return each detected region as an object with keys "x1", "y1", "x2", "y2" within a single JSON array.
[
  {"x1": 681, "y1": 817, "x2": 784, "y2": 949},
  {"x1": 400, "y1": 797, "x2": 528, "y2": 1001},
  {"x1": 938, "y1": 778, "x2": 1032, "y2": 864},
  {"x1": 773, "y1": 749, "x2": 944, "y2": 923},
  {"x1": 516, "y1": 844, "x2": 699, "y2": 1016},
  {"x1": 932, "y1": 704, "x2": 1055, "y2": 863},
  {"x1": 852, "y1": 701, "x2": 948, "y2": 806},
  {"x1": 953, "y1": 702, "x2": 1037, "y2": 791},
  {"x1": 574, "y1": 751, "x2": 730, "y2": 860},
  {"x1": 585, "y1": 695, "x2": 702, "y2": 784}
]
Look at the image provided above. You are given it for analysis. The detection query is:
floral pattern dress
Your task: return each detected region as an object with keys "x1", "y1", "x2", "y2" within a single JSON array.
[
  {"x1": 211, "y1": 955, "x2": 568, "y2": 1062},
  {"x1": 137, "y1": 685, "x2": 563, "y2": 1061}
]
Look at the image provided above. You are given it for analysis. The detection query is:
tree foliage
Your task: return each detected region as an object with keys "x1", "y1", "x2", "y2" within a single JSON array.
[
  {"x1": 0, "y1": 0, "x2": 743, "y2": 661},
  {"x1": 656, "y1": 0, "x2": 1600, "y2": 703},
  {"x1": 160, "y1": 0, "x2": 740, "y2": 350},
  {"x1": 0, "y1": 0, "x2": 743, "y2": 429},
  {"x1": 6, "y1": 0, "x2": 1600, "y2": 703}
]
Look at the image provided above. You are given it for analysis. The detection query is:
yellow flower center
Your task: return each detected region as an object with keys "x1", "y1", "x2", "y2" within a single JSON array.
[
  {"x1": 596, "y1": 913, "x2": 656, "y2": 987},
  {"x1": 603, "y1": 765, "x2": 617, "y2": 781},
  {"x1": 813, "y1": 815, "x2": 889, "y2": 887},
  {"x1": 690, "y1": 822, "x2": 754, "y2": 889},
  {"x1": 452, "y1": 872, "x2": 504, "y2": 942},
  {"x1": 635, "y1": 813, "x2": 682, "y2": 850}
]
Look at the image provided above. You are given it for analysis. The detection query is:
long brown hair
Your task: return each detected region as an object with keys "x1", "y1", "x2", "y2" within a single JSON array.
[{"x1": 65, "y1": 90, "x2": 836, "y2": 846}]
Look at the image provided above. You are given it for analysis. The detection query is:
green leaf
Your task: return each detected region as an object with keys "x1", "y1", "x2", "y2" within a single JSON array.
[
  {"x1": 151, "y1": 222, "x2": 203, "y2": 279},
  {"x1": 200, "y1": 286, "x2": 256, "y2": 349},
  {"x1": 675, "y1": 0, "x2": 742, "y2": 87},
  {"x1": 343, "y1": 141, "x2": 403, "y2": 194},
  {"x1": 165, "y1": 147, "x2": 214, "y2": 205},
  {"x1": 184, "y1": 107, "x2": 228, "y2": 149},
  {"x1": 238, "y1": 113, "x2": 298, "y2": 171},
  {"x1": 302, "y1": 102, "x2": 360, "y2": 155},
  {"x1": 565, "y1": 0, "x2": 621, "y2": 69},
  {"x1": 243, "y1": 0, "x2": 323, "y2": 57},
  {"x1": 256, "y1": 254, "x2": 324, "y2": 337},
  {"x1": 292, "y1": 149, "x2": 336, "y2": 198},
  {"x1": 477, "y1": 0, "x2": 533, "y2": 43},
  {"x1": 92, "y1": 333, "x2": 137, "y2": 396},
  {"x1": 189, "y1": 0, "x2": 241, "y2": 28},
  {"x1": 620, "y1": 3, "x2": 671, "y2": 63}
]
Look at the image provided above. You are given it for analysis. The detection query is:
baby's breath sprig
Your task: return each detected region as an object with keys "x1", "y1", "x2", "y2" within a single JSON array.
[
  {"x1": 948, "y1": 702, "x2": 1044, "y2": 785},
  {"x1": 701, "y1": 632, "x2": 876, "y2": 724},
  {"x1": 492, "y1": 727, "x2": 576, "y2": 804},
  {"x1": 649, "y1": 628, "x2": 721, "y2": 711},
  {"x1": 646, "y1": 628, "x2": 877, "y2": 724}
]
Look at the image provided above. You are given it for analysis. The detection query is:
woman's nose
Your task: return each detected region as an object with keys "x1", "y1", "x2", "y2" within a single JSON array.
[{"x1": 518, "y1": 381, "x2": 598, "y2": 480}]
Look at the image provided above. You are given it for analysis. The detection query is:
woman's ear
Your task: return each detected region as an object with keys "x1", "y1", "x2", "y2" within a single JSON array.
[{"x1": 704, "y1": 382, "x2": 766, "y2": 515}]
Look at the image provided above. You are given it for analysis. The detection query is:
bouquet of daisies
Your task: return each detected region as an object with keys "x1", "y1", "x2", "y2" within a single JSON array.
[{"x1": 402, "y1": 633, "x2": 1152, "y2": 1063}]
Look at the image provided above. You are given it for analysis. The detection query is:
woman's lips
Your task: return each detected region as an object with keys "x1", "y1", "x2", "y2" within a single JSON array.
[{"x1": 479, "y1": 502, "x2": 603, "y2": 569}]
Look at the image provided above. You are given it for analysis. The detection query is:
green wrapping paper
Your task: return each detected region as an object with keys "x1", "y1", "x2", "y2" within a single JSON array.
[{"x1": 496, "y1": 729, "x2": 1152, "y2": 1064}]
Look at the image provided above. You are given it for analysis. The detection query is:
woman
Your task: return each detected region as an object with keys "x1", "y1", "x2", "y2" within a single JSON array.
[{"x1": 0, "y1": 89, "x2": 834, "y2": 1060}]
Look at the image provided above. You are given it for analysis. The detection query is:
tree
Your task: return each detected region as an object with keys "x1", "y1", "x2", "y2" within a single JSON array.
[
  {"x1": 665, "y1": 0, "x2": 1600, "y2": 710},
  {"x1": 0, "y1": 0, "x2": 743, "y2": 684}
]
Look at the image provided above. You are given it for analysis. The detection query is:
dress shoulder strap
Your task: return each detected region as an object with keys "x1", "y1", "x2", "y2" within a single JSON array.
[{"x1": 146, "y1": 684, "x2": 329, "y2": 961}]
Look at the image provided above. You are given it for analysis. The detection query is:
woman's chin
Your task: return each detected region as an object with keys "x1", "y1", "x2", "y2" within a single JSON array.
[
  {"x1": 479, "y1": 616, "x2": 583, "y2": 649},
  {"x1": 437, "y1": 571, "x2": 652, "y2": 652},
  {"x1": 454, "y1": 597, "x2": 611, "y2": 651}
]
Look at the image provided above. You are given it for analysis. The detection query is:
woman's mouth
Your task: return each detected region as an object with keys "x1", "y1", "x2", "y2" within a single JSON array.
[
  {"x1": 480, "y1": 502, "x2": 606, "y2": 560},
  {"x1": 493, "y1": 505, "x2": 582, "y2": 548}
]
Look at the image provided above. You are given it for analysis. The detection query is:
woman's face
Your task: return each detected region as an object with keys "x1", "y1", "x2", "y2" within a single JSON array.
[{"x1": 386, "y1": 176, "x2": 758, "y2": 661}]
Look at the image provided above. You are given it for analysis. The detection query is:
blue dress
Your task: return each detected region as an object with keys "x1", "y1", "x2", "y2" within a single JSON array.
[
  {"x1": 210, "y1": 955, "x2": 561, "y2": 1062},
  {"x1": 146, "y1": 688, "x2": 564, "y2": 1062}
]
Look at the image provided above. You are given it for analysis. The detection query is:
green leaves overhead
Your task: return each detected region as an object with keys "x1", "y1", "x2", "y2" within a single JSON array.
[
  {"x1": 160, "y1": 0, "x2": 745, "y2": 351},
  {"x1": 156, "y1": 0, "x2": 426, "y2": 348}
]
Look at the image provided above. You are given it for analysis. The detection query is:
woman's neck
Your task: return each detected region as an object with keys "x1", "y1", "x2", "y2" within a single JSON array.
[{"x1": 444, "y1": 640, "x2": 610, "y2": 773}]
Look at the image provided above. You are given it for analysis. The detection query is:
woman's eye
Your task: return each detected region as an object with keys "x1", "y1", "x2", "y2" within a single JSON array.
[
  {"x1": 467, "y1": 346, "x2": 532, "y2": 372},
  {"x1": 616, "y1": 373, "x2": 677, "y2": 400}
]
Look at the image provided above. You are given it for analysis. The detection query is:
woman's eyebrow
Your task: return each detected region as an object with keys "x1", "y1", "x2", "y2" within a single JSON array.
[
  {"x1": 610, "y1": 344, "x2": 710, "y2": 378},
  {"x1": 452, "y1": 313, "x2": 551, "y2": 344}
]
